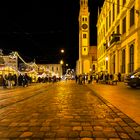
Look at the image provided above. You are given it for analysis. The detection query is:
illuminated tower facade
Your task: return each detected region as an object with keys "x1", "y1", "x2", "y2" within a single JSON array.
[{"x1": 78, "y1": 0, "x2": 90, "y2": 74}]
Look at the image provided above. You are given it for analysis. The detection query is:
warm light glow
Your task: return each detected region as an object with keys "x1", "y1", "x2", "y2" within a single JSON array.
[
  {"x1": 61, "y1": 49, "x2": 64, "y2": 53},
  {"x1": 66, "y1": 64, "x2": 68, "y2": 66},
  {"x1": 60, "y1": 60, "x2": 64, "y2": 65},
  {"x1": 105, "y1": 57, "x2": 108, "y2": 61}
]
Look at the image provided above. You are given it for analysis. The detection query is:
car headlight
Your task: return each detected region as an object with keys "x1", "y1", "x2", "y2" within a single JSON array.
[{"x1": 130, "y1": 75, "x2": 135, "y2": 78}]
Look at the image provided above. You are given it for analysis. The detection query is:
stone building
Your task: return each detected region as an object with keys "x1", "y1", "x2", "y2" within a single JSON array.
[{"x1": 97, "y1": 0, "x2": 140, "y2": 79}]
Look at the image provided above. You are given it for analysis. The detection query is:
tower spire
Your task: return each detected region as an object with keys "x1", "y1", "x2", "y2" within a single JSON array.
[{"x1": 80, "y1": 0, "x2": 88, "y2": 8}]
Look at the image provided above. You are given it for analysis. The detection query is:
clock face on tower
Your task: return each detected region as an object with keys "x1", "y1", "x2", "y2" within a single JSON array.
[{"x1": 82, "y1": 23, "x2": 88, "y2": 29}]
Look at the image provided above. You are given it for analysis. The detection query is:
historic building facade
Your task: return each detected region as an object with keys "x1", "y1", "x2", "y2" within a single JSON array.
[
  {"x1": 76, "y1": 0, "x2": 97, "y2": 75},
  {"x1": 37, "y1": 64, "x2": 62, "y2": 78},
  {"x1": 97, "y1": 0, "x2": 140, "y2": 79}
]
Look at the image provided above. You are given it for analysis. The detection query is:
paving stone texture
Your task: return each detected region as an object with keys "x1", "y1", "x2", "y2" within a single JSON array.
[{"x1": 0, "y1": 82, "x2": 140, "y2": 139}]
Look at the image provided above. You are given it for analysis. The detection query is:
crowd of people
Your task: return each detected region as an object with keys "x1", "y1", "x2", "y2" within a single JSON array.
[
  {"x1": 75, "y1": 72, "x2": 122, "y2": 85},
  {"x1": 1, "y1": 73, "x2": 61, "y2": 89},
  {"x1": 2, "y1": 73, "x2": 31, "y2": 88}
]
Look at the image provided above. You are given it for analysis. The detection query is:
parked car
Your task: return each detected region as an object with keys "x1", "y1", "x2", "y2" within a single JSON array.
[{"x1": 124, "y1": 71, "x2": 140, "y2": 88}]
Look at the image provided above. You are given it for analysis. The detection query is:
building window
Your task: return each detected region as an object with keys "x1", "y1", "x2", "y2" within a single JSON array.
[
  {"x1": 122, "y1": 49, "x2": 125, "y2": 73},
  {"x1": 109, "y1": 11, "x2": 111, "y2": 27},
  {"x1": 122, "y1": 0, "x2": 126, "y2": 6},
  {"x1": 117, "y1": 25, "x2": 120, "y2": 34},
  {"x1": 112, "y1": 3, "x2": 115, "y2": 22},
  {"x1": 93, "y1": 65, "x2": 95, "y2": 71},
  {"x1": 129, "y1": 44, "x2": 134, "y2": 73},
  {"x1": 83, "y1": 34, "x2": 86, "y2": 38},
  {"x1": 117, "y1": 0, "x2": 120, "y2": 14},
  {"x1": 82, "y1": 17, "x2": 84, "y2": 21},
  {"x1": 113, "y1": 54, "x2": 115, "y2": 74},
  {"x1": 106, "y1": 16, "x2": 108, "y2": 32},
  {"x1": 122, "y1": 17, "x2": 126, "y2": 34},
  {"x1": 130, "y1": 6, "x2": 135, "y2": 27},
  {"x1": 85, "y1": 17, "x2": 87, "y2": 21},
  {"x1": 52, "y1": 67, "x2": 54, "y2": 71}
]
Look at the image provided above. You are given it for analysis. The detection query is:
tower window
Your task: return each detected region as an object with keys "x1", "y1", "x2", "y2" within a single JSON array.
[
  {"x1": 84, "y1": 48, "x2": 86, "y2": 51},
  {"x1": 85, "y1": 17, "x2": 87, "y2": 21},
  {"x1": 83, "y1": 34, "x2": 87, "y2": 38}
]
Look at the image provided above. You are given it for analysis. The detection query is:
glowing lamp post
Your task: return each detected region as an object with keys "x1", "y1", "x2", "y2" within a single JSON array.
[{"x1": 60, "y1": 49, "x2": 64, "y2": 53}]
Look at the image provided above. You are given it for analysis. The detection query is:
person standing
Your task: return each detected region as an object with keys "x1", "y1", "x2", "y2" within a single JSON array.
[
  {"x1": 118, "y1": 72, "x2": 121, "y2": 82},
  {"x1": 96, "y1": 74, "x2": 99, "y2": 83},
  {"x1": 7, "y1": 73, "x2": 13, "y2": 88}
]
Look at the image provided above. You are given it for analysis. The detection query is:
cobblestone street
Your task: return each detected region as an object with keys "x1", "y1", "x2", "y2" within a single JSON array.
[{"x1": 0, "y1": 81, "x2": 140, "y2": 139}]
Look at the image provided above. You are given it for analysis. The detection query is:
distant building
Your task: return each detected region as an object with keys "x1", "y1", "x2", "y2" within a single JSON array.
[
  {"x1": 76, "y1": 0, "x2": 97, "y2": 75},
  {"x1": 97, "y1": 0, "x2": 140, "y2": 79},
  {"x1": 37, "y1": 64, "x2": 62, "y2": 78}
]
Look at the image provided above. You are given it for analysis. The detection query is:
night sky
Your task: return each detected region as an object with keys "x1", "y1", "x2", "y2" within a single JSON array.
[{"x1": 0, "y1": 0, "x2": 104, "y2": 68}]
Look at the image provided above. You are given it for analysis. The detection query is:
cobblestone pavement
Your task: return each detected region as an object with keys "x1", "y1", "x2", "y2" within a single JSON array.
[
  {"x1": 0, "y1": 81, "x2": 140, "y2": 139},
  {"x1": 86, "y1": 82, "x2": 140, "y2": 125}
]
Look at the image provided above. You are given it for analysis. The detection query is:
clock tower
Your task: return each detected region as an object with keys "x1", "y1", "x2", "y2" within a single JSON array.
[{"x1": 78, "y1": 0, "x2": 90, "y2": 74}]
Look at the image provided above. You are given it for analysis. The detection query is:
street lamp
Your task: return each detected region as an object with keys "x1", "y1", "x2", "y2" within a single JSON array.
[
  {"x1": 60, "y1": 49, "x2": 64, "y2": 53},
  {"x1": 60, "y1": 60, "x2": 64, "y2": 65}
]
